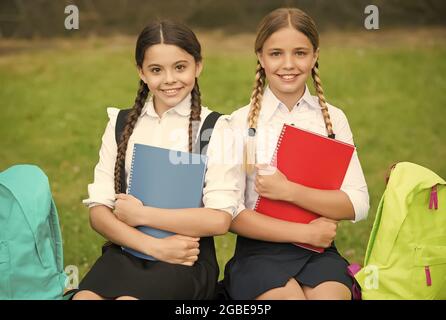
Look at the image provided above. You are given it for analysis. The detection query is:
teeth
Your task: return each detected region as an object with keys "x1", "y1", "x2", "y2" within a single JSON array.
[
  {"x1": 163, "y1": 89, "x2": 179, "y2": 95},
  {"x1": 280, "y1": 75, "x2": 297, "y2": 80}
]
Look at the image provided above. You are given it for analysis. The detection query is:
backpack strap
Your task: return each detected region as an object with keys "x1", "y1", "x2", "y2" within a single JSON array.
[
  {"x1": 194, "y1": 111, "x2": 223, "y2": 155},
  {"x1": 115, "y1": 108, "x2": 132, "y2": 145},
  {"x1": 115, "y1": 108, "x2": 132, "y2": 194},
  {"x1": 114, "y1": 109, "x2": 223, "y2": 193}
]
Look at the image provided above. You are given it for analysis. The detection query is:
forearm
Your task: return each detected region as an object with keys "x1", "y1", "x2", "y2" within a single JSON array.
[
  {"x1": 139, "y1": 207, "x2": 231, "y2": 237},
  {"x1": 230, "y1": 209, "x2": 310, "y2": 243},
  {"x1": 89, "y1": 205, "x2": 158, "y2": 256},
  {"x1": 285, "y1": 181, "x2": 355, "y2": 220}
]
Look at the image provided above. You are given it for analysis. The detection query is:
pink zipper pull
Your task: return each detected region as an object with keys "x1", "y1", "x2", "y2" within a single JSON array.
[
  {"x1": 425, "y1": 266, "x2": 432, "y2": 286},
  {"x1": 429, "y1": 185, "x2": 438, "y2": 210}
]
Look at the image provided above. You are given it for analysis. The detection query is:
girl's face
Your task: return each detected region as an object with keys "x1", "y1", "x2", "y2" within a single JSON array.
[
  {"x1": 257, "y1": 27, "x2": 319, "y2": 105},
  {"x1": 139, "y1": 44, "x2": 202, "y2": 111}
]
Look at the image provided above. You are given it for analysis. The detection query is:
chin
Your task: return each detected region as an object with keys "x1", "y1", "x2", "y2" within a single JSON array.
[
  {"x1": 275, "y1": 81, "x2": 306, "y2": 93},
  {"x1": 165, "y1": 95, "x2": 187, "y2": 106},
  {"x1": 276, "y1": 86, "x2": 301, "y2": 95}
]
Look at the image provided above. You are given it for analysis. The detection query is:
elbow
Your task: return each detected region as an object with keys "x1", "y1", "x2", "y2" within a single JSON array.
[
  {"x1": 88, "y1": 209, "x2": 99, "y2": 232},
  {"x1": 88, "y1": 206, "x2": 104, "y2": 232},
  {"x1": 210, "y1": 211, "x2": 232, "y2": 236}
]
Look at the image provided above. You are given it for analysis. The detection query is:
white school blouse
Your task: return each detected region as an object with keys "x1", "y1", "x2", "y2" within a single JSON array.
[
  {"x1": 83, "y1": 94, "x2": 239, "y2": 217},
  {"x1": 229, "y1": 85, "x2": 370, "y2": 222}
]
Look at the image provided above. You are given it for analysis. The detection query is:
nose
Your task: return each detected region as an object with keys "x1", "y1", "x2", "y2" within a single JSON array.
[
  {"x1": 164, "y1": 70, "x2": 177, "y2": 84},
  {"x1": 283, "y1": 53, "x2": 295, "y2": 70}
]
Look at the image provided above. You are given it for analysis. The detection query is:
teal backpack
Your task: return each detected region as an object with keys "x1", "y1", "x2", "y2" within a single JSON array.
[
  {"x1": 355, "y1": 162, "x2": 446, "y2": 299},
  {"x1": 0, "y1": 164, "x2": 67, "y2": 299}
]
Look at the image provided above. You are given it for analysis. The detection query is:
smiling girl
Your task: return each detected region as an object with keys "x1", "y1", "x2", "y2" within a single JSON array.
[
  {"x1": 222, "y1": 8, "x2": 370, "y2": 300},
  {"x1": 72, "y1": 21, "x2": 239, "y2": 300}
]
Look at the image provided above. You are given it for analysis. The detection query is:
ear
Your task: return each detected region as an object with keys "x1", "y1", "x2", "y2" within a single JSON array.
[
  {"x1": 256, "y1": 51, "x2": 265, "y2": 68},
  {"x1": 138, "y1": 67, "x2": 147, "y2": 84},
  {"x1": 312, "y1": 48, "x2": 320, "y2": 68},
  {"x1": 195, "y1": 61, "x2": 203, "y2": 78}
]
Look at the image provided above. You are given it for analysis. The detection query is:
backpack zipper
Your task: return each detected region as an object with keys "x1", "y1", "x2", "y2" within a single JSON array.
[
  {"x1": 415, "y1": 247, "x2": 432, "y2": 287},
  {"x1": 425, "y1": 266, "x2": 432, "y2": 286},
  {"x1": 429, "y1": 184, "x2": 438, "y2": 210}
]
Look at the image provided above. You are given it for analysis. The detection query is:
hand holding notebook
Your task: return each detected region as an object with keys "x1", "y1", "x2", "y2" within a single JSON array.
[
  {"x1": 254, "y1": 124, "x2": 355, "y2": 253},
  {"x1": 122, "y1": 143, "x2": 207, "y2": 261}
]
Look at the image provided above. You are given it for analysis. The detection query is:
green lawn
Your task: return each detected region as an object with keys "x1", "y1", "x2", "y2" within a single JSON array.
[{"x1": 1, "y1": 31, "x2": 445, "y2": 281}]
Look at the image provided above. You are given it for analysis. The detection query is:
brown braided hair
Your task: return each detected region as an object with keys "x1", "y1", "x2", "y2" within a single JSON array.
[
  {"x1": 244, "y1": 8, "x2": 335, "y2": 172},
  {"x1": 113, "y1": 80, "x2": 149, "y2": 194},
  {"x1": 189, "y1": 78, "x2": 201, "y2": 153},
  {"x1": 114, "y1": 21, "x2": 203, "y2": 194}
]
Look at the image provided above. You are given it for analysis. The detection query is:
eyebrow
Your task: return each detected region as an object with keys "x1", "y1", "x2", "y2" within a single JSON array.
[
  {"x1": 267, "y1": 47, "x2": 310, "y2": 51},
  {"x1": 147, "y1": 60, "x2": 190, "y2": 68}
]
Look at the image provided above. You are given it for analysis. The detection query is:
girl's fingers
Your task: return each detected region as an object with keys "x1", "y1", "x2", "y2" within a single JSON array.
[
  {"x1": 187, "y1": 240, "x2": 200, "y2": 249},
  {"x1": 314, "y1": 217, "x2": 338, "y2": 224},
  {"x1": 188, "y1": 248, "x2": 200, "y2": 256},
  {"x1": 255, "y1": 177, "x2": 263, "y2": 187},
  {"x1": 322, "y1": 217, "x2": 339, "y2": 224},
  {"x1": 115, "y1": 193, "x2": 128, "y2": 200},
  {"x1": 186, "y1": 255, "x2": 199, "y2": 262}
]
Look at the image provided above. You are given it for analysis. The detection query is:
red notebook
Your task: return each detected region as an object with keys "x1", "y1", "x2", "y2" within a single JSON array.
[{"x1": 254, "y1": 124, "x2": 355, "y2": 253}]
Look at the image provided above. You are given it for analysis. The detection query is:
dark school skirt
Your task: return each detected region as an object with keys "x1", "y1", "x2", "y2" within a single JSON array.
[
  {"x1": 223, "y1": 236, "x2": 355, "y2": 300},
  {"x1": 75, "y1": 237, "x2": 219, "y2": 300}
]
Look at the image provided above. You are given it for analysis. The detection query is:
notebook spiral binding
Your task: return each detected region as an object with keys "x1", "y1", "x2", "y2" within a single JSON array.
[
  {"x1": 127, "y1": 145, "x2": 138, "y2": 194},
  {"x1": 253, "y1": 124, "x2": 287, "y2": 210}
]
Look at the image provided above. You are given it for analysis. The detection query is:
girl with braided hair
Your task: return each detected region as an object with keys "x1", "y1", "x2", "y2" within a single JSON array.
[
  {"x1": 72, "y1": 21, "x2": 239, "y2": 300},
  {"x1": 222, "y1": 8, "x2": 370, "y2": 300}
]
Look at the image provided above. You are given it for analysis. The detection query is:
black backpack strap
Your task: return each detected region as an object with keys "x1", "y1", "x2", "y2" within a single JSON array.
[
  {"x1": 195, "y1": 111, "x2": 223, "y2": 154},
  {"x1": 115, "y1": 109, "x2": 132, "y2": 145},
  {"x1": 114, "y1": 110, "x2": 222, "y2": 192},
  {"x1": 114, "y1": 108, "x2": 132, "y2": 194}
]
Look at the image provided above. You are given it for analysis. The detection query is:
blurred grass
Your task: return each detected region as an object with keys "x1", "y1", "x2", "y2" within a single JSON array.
[{"x1": 1, "y1": 30, "x2": 445, "y2": 281}]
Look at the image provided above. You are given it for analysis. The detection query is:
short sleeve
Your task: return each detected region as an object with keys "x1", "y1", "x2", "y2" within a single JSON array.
[{"x1": 82, "y1": 107, "x2": 120, "y2": 209}]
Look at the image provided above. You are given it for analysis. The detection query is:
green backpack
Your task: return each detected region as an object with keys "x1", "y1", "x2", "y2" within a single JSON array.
[
  {"x1": 355, "y1": 162, "x2": 446, "y2": 299},
  {"x1": 0, "y1": 164, "x2": 67, "y2": 299}
]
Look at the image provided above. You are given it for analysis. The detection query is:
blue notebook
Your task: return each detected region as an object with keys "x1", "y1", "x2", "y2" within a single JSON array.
[{"x1": 122, "y1": 143, "x2": 208, "y2": 261}]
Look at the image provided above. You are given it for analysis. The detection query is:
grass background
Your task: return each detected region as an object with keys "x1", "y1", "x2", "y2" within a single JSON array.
[{"x1": 1, "y1": 28, "x2": 445, "y2": 280}]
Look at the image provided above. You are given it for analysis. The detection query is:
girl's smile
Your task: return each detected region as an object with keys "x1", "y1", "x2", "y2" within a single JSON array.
[
  {"x1": 139, "y1": 44, "x2": 202, "y2": 116},
  {"x1": 257, "y1": 27, "x2": 318, "y2": 110},
  {"x1": 160, "y1": 87, "x2": 184, "y2": 97},
  {"x1": 276, "y1": 73, "x2": 300, "y2": 82}
]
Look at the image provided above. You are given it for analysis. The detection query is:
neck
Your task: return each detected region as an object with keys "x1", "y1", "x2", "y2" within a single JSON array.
[
  {"x1": 153, "y1": 98, "x2": 172, "y2": 117},
  {"x1": 270, "y1": 86, "x2": 306, "y2": 111}
]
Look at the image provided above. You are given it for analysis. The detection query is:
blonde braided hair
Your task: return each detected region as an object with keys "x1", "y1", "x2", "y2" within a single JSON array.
[
  {"x1": 243, "y1": 8, "x2": 336, "y2": 175},
  {"x1": 312, "y1": 61, "x2": 334, "y2": 138},
  {"x1": 244, "y1": 61, "x2": 266, "y2": 173}
]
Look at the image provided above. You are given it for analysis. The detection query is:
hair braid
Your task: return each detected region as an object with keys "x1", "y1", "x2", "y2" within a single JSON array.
[
  {"x1": 189, "y1": 78, "x2": 202, "y2": 153},
  {"x1": 114, "y1": 80, "x2": 149, "y2": 194},
  {"x1": 311, "y1": 61, "x2": 335, "y2": 138},
  {"x1": 244, "y1": 61, "x2": 266, "y2": 173}
]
